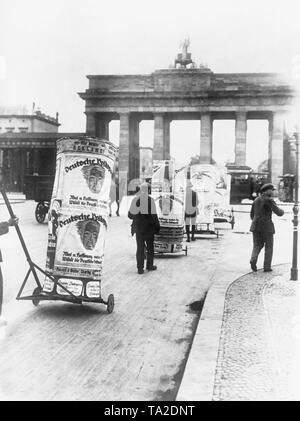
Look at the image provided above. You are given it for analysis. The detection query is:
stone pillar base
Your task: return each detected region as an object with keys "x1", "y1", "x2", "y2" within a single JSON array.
[
  {"x1": 235, "y1": 112, "x2": 247, "y2": 166},
  {"x1": 269, "y1": 112, "x2": 285, "y2": 188}
]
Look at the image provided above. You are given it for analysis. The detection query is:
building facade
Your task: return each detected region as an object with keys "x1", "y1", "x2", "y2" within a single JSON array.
[
  {"x1": 0, "y1": 108, "x2": 62, "y2": 191},
  {"x1": 0, "y1": 107, "x2": 60, "y2": 134},
  {"x1": 0, "y1": 132, "x2": 85, "y2": 192},
  {"x1": 79, "y1": 48, "x2": 297, "y2": 193}
]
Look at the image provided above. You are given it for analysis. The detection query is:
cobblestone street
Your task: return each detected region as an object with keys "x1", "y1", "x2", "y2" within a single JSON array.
[{"x1": 213, "y1": 264, "x2": 300, "y2": 401}]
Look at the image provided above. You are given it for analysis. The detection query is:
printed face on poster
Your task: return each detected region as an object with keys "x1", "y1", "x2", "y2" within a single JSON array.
[
  {"x1": 190, "y1": 164, "x2": 217, "y2": 225},
  {"x1": 151, "y1": 160, "x2": 185, "y2": 227},
  {"x1": 151, "y1": 160, "x2": 185, "y2": 253}
]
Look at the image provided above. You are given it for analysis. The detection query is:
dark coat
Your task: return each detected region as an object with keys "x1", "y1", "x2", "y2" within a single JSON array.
[
  {"x1": 0, "y1": 222, "x2": 9, "y2": 263},
  {"x1": 185, "y1": 188, "x2": 199, "y2": 218},
  {"x1": 128, "y1": 194, "x2": 160, "y2": 236},
  {"x1": 0, "y1": 222, "x2": 9, "y2": 236},
  {"x1": 250, "y1": 195, "x2": 284, "y2": 234}
]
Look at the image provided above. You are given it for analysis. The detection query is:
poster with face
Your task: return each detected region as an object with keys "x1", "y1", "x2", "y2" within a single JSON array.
[
  {"x1": 151, "y1": 160, "x2": 185, "y2": 252},
  {"x1": 43, "y1": 137, "x2": 117, "y2": 298},
  {"x1": 213, "y1": 165, "x2": 232, "y2": 218},
  {"x1": 190, "y1": 164, "x2": 217, "y2": 225}
]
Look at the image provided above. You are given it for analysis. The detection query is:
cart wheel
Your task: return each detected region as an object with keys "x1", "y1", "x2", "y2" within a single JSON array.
[
  {"x1": 35, "y1": 202, "x2": 47, "y2": 224},
  {"x1": 107, "y1": 294, "x2": 114, "y2": 314},
  {"x1": 32, "y1": 287, "x2": 41, "y2": 307}
]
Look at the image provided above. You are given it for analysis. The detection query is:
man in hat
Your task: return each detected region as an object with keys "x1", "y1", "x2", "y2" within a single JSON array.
[
  {"x1": 128, "y1": 182, "x2": 160, "y2": 274},
  {"x1": 249, "y1": 183, "x2": 284, "y2": 272}
]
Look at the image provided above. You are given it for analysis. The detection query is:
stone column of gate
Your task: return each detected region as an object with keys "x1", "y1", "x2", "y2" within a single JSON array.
[
  {"x1": 288, "y1": 137, "x2": 297, "y2": 175},
  {"x1": 163, "y1": 116, "x2": 171, "y2": 160},
  {"x1": 269, "y1": 112, "x2": 285, "y2": 188},
  {"x1": 200, "y1": 113, "x2": 213, "y2": 164},
  {"x1": 95, "y1": 113, "x2": 110, "y2": 139},
  {"x1": 129, "y1": 115, "x2": 140, "y2": 190},
  {"x1": 118, "y1": 113, "x2": 130, "y2": 199},
  {"x1": 85, "y1": 112, "x2": 97, "y2": 136},
  {"x1": 235, "y1": 112, "x2": 247, "y2": 166},
  {"x1": 153, "y1": 114, "x2": 165, "y2": 160}
]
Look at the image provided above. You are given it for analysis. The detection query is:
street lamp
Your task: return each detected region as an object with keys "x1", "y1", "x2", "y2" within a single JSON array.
[{"x1": 291, "y1": 131, "x2": 299, "y2": 281}]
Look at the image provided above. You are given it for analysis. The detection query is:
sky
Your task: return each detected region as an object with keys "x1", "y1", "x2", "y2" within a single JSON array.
[{"x1": 1, "y1": 0, "x2": 300, "y2": 168}]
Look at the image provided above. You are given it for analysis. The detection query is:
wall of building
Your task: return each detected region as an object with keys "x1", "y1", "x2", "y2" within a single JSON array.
[
  {"x1": 31, "y1": 118, "x2": 58, "y2": 132},
  {"x1": 0, "y1": 116, "x2": 59, "y2": 133},
  {"x1": 0, "y1": 117, "x2": 32, "y2": 133},
  {"x1": 88, "y1": 75, "x2": 154, "y2": 91},
  {"x1": 153, "y1": 69, "x2": 212, "y2": 91}
]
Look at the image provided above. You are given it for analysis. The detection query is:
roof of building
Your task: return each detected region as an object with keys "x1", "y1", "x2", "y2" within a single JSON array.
[{"x1": 0, "y1": 113, "x2": 60, "y2": 126}]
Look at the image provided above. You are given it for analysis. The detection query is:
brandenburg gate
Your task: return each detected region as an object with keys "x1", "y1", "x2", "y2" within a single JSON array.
[{"x1": 79, "y1": 45, "x2": 295, "y2": 190}]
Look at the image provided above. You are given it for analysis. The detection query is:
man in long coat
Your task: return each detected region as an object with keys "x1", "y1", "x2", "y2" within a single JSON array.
[
  {"x1": 185, "y1": 181, "x2": 199, "y2": 242},
  {"x1": 250, "y1": 183, "x2": 284, "y2": 272},
  {"x1": 128, "y1": 183, "x2": 160, "y2": 274}
]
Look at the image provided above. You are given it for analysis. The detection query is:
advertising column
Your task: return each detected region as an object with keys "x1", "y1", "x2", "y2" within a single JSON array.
[
  {"x1": 213, "y1": 165, "x2": 232, "y2": 220},
  {"x1": 43, "y1": 137, "x2": 117, "y2": 299},
  {"x1": 152, "y1": 160, "x2": 185, "y2": 253},
  {"x1": 190, "y1": 164, "x2": 217, "y2": 227}
]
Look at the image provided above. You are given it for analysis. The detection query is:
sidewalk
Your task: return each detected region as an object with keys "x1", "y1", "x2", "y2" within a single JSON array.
[{"x1": 177, "y1": 263, "x2": 300, "y2": 401}]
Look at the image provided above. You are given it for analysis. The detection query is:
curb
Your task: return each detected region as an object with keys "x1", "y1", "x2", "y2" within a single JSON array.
[
  {"x1": 176, "y1": 268, "x2": 244, "y2": 401},
  {"x1": 176, "y1": 263, "x2": 289, "y2": 401}
]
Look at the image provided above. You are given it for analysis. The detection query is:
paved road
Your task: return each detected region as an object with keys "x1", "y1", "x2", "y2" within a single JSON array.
[
  {"x1": 0, "y1": 200, "x2": 231, "y2": 401},
  {"x1": 0, "y1": 201, "x2": 292, "y2": 400}
]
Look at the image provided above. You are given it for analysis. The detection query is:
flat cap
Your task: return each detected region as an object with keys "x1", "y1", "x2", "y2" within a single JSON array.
[{"x1": 260, "y1": 183, "x2": 276, "y2": 193}]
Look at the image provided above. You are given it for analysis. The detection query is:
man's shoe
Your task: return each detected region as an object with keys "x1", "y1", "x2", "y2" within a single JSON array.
[
  {"x1": 264, "y1": 268, "x2": 273, "y2": 272},
  {"x1": 147, "y1": 265, "x2": 157, "y2": 271},
  {"x1": 138, "y1": 269, "x2": 144, "y2": 274},
  {"x1": 191, "y1": 237, "x2": 196, "y2": 241},
  {"x1": 186, "y1": 238, "x2": 190, "y2": 243},
  {"x1": 250, "y1": 262, "x2": 257, "y2": 272}
]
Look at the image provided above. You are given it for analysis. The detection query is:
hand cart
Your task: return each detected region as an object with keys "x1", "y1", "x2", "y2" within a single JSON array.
[
  {"x1": 154, "y1": 226, "x2": 188, "y2": 256},
  {"x1": 213, "y1": 166, "x2": 235, "y2": 229},
  {"x1": 0, "y1": 188, "x2": 114, "y2": 313}
]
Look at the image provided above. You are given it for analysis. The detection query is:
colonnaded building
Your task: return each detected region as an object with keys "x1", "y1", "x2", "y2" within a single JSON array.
[
  {"x1": 0, "y1": 45, "x2": 297, "y2": 194},
  {"x1": 79, "y1": 45, "x2": 297, "y2": 189}
]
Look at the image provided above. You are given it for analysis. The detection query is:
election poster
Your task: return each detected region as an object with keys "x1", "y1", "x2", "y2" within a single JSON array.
[
  {"x1": 43, "y1": 137, "x2": 117, "y2": 299},
  {"x1": 190, "y1": 164, "x2": 217, "y2": 226},
  {"x1": 213, "y1": 165, "x2": 232, "y2": 220},
  {"x1": 152, "y1": 160, "x2": 185, "y2": 253}
]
